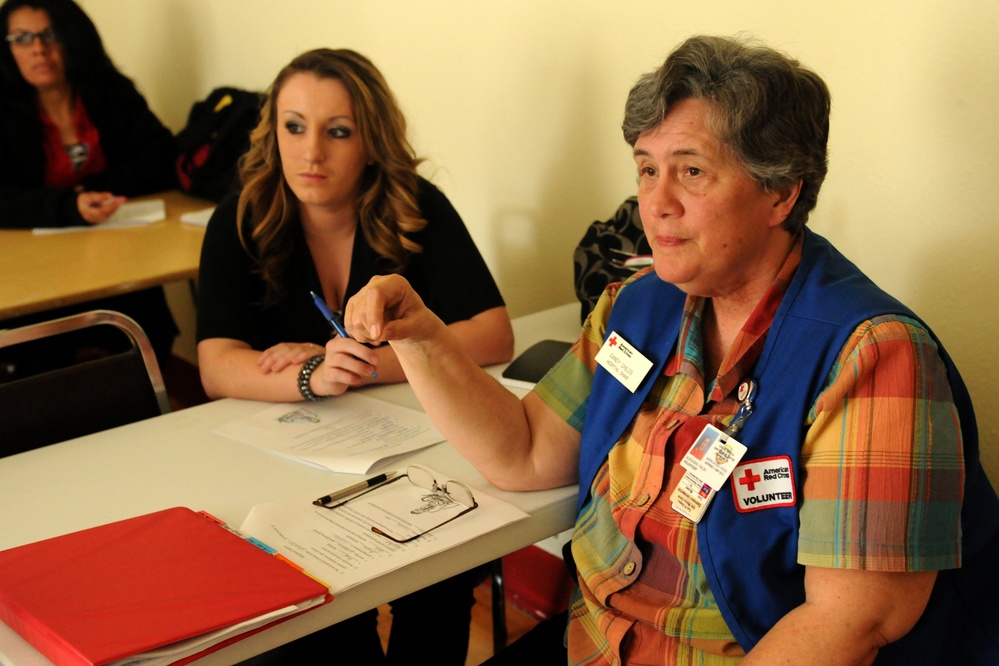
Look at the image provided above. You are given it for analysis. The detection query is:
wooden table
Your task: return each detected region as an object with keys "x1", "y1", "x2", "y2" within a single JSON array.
[{"x1": 0, "y1": 191, "x2": 212, "y2": 320}]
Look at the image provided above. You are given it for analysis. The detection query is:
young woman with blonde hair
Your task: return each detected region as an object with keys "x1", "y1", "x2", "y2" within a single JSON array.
[{"x1": 197, "y1": 48, "x2": 512, "y2": 665}]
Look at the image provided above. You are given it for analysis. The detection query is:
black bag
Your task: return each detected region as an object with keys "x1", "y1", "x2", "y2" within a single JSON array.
[
  {"x1": 572, "y1": 197, "x2": 653, "y2": 324},
  {"x1": 175, "y1": 87, "x2": 264, "y2": 202}
]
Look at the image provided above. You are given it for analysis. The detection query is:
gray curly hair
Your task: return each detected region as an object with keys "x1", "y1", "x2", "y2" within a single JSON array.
[{"x1": 623, "y1": 35, "x2": 830, "y2": 234}]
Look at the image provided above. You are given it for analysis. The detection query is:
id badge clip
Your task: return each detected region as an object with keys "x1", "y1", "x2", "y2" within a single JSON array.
[{"x1": 671, "y1": 380, "x2": 756, "y2": 522}]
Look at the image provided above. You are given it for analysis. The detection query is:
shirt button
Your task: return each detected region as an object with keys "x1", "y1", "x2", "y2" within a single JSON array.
[
  {"x1": 635, "y1": 494, "x2": 650, "y2": 506},
  {"x1": 623, "y1": 561, "x2": 637, "y2": 576}
]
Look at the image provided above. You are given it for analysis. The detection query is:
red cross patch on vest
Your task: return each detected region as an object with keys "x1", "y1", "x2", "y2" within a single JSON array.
[{"x1": 731, "y1": 456, "x2": 796, "y2": 513}]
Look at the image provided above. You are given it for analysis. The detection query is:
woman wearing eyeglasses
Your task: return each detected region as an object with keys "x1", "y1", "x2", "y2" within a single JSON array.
[
  {"x1": 0, "y1": 0, "x2": 178, "y2": 368},
  {"x1": 0, "y1": 0, "x2": 176, "y2": 229}
]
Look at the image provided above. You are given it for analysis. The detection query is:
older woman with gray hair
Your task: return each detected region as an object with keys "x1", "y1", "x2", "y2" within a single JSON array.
[{"x1": 344, "y1": 35, "x2": 999, "y2": 664}]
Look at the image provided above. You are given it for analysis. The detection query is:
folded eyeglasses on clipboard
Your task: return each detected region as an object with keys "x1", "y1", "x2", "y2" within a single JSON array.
[{"x1": 312, "y1": 465, "x2": 479, "y2": 543}]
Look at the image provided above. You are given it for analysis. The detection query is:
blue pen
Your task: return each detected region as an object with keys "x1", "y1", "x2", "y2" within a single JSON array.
[
  {"x1": 309, "y1": 291, "x2": 377, "y2": 378},
  {"x1": 310, "y1": 291, "x2": 349, "y2": 338}
]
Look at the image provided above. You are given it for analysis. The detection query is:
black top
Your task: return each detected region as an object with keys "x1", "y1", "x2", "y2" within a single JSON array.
[
  {"x1": 0, "y1": 73, "x2": 177, "y2": 229},
  {"x1": 196, "y1": 178, "x2": 505, "y2": 349}
]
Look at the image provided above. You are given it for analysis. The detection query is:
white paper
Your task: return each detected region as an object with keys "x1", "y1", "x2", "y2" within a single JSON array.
[
  {"x1": 104, "y1": 199, "x2": 166, "y2": 224},
  {"x1": 239, "y1": 471, "x2": 528, "y2": 594},
  {"x1": 33, "y1": 199, "x2": 166, "y2": 234},
  {"x1": 213, "y1": 394, "x2": 446, "y2": 474},
  {"x1": 108, "y1": 597, "x2": 325, "y2": 666},
  {"x1": 497, "y1": 376, "x2": 537, "y2": 392},
  {"x1": 180, "y1": 207, "x2": 215, "y2": 226}
]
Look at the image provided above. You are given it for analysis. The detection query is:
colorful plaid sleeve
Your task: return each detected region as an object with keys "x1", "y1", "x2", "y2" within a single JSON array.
[
  {"x1": 798, "y1": 315, "x2": 965, "y2": 572},
  {"x1": 533, "y1": 281, "x2": 622, "y2": 432}
]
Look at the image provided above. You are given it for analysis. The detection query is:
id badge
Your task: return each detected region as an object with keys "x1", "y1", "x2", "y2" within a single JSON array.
[
  {"x1": 670, "y1": 470, "x2": 716, "y2": 522},
  {"x1": 671, "y1": 424, "x2": 747, "y2": 523},
  {"x1": 680, "y1": 424, "x2": 747, "y2": 489}
]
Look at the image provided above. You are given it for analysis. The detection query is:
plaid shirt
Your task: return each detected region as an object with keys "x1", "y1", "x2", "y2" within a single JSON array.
[{"x1": 534, "y1": 236, "x2": 964, "y2": 665}]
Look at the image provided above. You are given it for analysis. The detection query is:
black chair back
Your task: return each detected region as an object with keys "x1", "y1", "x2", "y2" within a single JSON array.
[{"x1": 0, "y1": 310, "x2": 170, "y2": 457}]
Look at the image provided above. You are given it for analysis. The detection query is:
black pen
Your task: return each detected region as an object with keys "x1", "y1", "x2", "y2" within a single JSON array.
[{"x1": 313, "y1": 471, "x2": 399, "y2": 507}]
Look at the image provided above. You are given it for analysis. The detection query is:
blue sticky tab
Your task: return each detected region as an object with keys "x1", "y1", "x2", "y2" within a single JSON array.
[{"x1": 246, "y1": 536, "x2": 277, "y2": 554}]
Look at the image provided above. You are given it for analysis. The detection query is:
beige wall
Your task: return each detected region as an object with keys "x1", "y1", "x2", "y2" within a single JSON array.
[{"x1": 79, "y1": 0, "x2": 999, "y2": 484}]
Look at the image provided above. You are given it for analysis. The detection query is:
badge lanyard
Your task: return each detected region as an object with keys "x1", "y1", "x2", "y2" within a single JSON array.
[
  {"x1": 724, "y1": 379, "x2": 757, "y2": 440},
  {"x1": 670, "y1": 379, "x2": 757, "y2": 522}
]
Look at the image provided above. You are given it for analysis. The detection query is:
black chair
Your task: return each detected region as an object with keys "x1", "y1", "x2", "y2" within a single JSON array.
[{"x1": 0, "y1": 310, "x2": 170, "y2": 457}]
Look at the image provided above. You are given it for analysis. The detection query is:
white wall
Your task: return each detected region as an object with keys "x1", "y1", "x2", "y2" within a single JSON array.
[{"x1": 79, "y1": 0, "x2": 999, "y2": 484}]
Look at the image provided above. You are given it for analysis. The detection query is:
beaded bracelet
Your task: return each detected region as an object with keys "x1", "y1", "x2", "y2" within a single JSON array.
[{"x1": 298, "y1": 354, "x2": 329, "y2": 401}]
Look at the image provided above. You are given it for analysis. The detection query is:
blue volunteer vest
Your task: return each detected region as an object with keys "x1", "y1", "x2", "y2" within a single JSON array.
[{"x1": 575, "y1": 229, "x2": 999, "y2": 663}]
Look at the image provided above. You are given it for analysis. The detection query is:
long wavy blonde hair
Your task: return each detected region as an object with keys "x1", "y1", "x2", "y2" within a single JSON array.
[{"x1": 237, "y1": 48, "x2": 425, "y2": 303}]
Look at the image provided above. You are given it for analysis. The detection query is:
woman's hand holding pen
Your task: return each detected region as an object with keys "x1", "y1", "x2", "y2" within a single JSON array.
[
  {"x1": 257, "y1": 339, "x2": 378, "y2": 394},
  {"x1": 76, "y1": 191, "x2": 125, "y2": 224},
  {"x1": 312, "y1": 337, "x2": 380, "y2": 395}
]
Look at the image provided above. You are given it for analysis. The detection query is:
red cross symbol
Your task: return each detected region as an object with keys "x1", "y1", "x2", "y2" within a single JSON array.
[
  {"x1": 609, "y1": 335, "x2": 618, "y2": 347},
  {"x1": 738, "y1": 468, "x2": 761, "y2": 491}
]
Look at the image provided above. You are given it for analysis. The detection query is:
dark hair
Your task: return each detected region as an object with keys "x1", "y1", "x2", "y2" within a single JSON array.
[
  {"x1": 238, "y1": 48, "x2": 425, "y2": 304},
  {"x1": 622, "y1": 35, "x2": 830, "y2": 234},
  {"x1": 1, "y1": 0, "x2": 120, "y2": 99}
]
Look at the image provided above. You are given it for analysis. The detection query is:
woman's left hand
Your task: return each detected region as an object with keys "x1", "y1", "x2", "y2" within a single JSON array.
[{"x1": 258, "y1": 342, "x2": 324, "y2": 373}]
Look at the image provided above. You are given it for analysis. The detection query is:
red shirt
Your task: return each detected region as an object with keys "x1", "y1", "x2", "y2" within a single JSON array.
[{"x1": 40, "y1": 95, "x2": 107, "y2": 188}]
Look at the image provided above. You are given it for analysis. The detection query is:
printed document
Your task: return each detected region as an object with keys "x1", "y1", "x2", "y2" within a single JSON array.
[
  {"x1": 180, "y1": 206, "x2": 215, "y2": 226},
  {"x1": 32, "y1": 199, "x2": 166, "y2": 234},
  {"x1": 213, "y1": 393, "x2": 445, "y2": 474},
  {"x1": 240, "y1": 469, "x2": 528, "y2": 593}
]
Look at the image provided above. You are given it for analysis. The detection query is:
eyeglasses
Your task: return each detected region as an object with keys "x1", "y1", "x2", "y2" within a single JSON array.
[
  {"x1": 322, "y1": 465, "x2": 478, "y2": 543},
  {"x1": 5, "y1": 27, "x2": 58, "y2": 48}
]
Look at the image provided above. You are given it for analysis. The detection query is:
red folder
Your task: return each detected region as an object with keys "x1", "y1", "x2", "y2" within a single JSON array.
[{"x1": 0, "y1": 507, "x2": 331, "y2": 666}]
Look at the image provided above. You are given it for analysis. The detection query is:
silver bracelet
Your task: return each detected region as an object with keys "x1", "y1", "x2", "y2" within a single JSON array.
[{"x1": 297, "y1": 354, "x2": 329, "y2": 401}]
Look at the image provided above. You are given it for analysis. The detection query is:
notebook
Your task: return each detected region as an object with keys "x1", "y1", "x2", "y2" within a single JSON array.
[{"x1": 0, "y1": 507, "x2": 330, "y2": 666}]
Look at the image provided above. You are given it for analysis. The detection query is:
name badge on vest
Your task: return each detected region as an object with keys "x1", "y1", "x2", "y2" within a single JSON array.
[
  {"x1": 594, "y1": 331, "x2": 653, "y2": 393},
  {"x1": 671, "y1": 424, "x2": 748, "y2": 522},
  {"x1": 671, "y1": 380, "x2": 756, "y2": 523}
]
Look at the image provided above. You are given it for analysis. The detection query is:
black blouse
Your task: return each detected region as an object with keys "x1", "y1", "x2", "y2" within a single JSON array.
[{"x1": 196, "y1": 178, "x2": 505, "y2": 350}]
